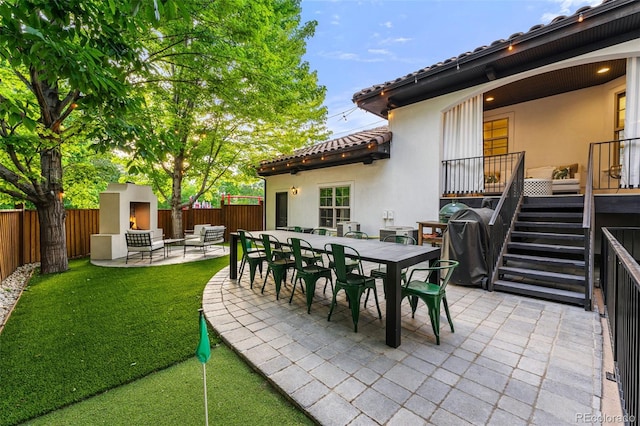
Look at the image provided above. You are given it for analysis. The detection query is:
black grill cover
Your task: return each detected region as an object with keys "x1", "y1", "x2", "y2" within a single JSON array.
[{"x1": 442, "y1": 207, "x2": 502, "y2": 288}]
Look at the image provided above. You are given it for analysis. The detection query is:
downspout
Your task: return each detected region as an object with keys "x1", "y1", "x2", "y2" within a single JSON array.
[{"x1": 259, "y1": 177, "x2": 267, "y2": 231}]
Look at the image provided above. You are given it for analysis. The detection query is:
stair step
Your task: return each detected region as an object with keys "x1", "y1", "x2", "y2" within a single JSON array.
[
  {"x1": 521, "y1": 203, "x2": 584, "y2": 211},
  {"x1": 518, "y1": 212, "x2": 583, "y2": 219},
  {"x1": 493, "y1": 280, "x2": 585, "y2": 306},
  {"x1": 515, "y1": 221, "x2": 583, "y2": 230},
  {"x1": 511, "y1": 231, "x2": 585, "y2": 241},
  {"x1": 507, "y1": 242, "x2": 585, "y2": 255},
  {"x1": 498, "y1": 266, "x2": 585, "y2": 285},
  {"x1": 503, "y1": 253, "x2": 585, "y2": 269}
]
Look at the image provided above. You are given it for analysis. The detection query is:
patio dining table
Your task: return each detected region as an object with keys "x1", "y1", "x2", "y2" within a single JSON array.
[{"x1": 229, "y1": 230, "x2": 441, "y2": 348}]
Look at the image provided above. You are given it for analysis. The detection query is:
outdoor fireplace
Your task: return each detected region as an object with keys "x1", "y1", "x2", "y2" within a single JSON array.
[
  {"x1": 90, "y1": 183, "x2": 163, "y2": 260},
  {"x1": 129, "y1": 202, "x2": 150, "y2": 230}
]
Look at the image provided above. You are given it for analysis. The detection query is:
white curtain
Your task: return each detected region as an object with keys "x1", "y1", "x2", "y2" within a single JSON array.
[
  {"x1": 443, "y1": 94, "x2": 484, "y2": 194},
  {"x1": 621, "y1": 57, "x2": 640, "y2": 188}
]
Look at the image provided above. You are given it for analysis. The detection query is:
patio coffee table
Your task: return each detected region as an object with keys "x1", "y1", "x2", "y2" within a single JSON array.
[{"x1": 163, "y1": 238, "x2": 185, "y2": 256}]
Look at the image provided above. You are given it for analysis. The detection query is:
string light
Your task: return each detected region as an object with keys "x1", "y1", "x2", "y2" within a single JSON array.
[
  {"x1": 508, "y1": 41, "x2": 513, "y2": 51},
  {"x1": 578, "y1": 13, "x2": 584, "y2": 22}
]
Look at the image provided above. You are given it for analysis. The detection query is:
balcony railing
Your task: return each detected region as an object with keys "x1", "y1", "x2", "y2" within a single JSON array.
[
  {"x1": 601, "y1": 227, "x2": 640, "y2": 424},
  {"x1": 441, "y1": 152, "x2": 523, "y2": 197},
  {"x1": 591, "y1": 138, "x2": 640, "y2": 191}
]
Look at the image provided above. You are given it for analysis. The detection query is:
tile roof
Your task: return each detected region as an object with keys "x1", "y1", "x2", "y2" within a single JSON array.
[
  {"x1": 257, "y1": 126, "x2": 391, "y2": 176},
  {"x1": 259, "y1": 126, "x2": 390, "y2": 165}
]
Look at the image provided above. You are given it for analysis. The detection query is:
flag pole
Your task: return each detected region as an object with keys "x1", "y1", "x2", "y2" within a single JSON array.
[
  {"x1": 196, "y1": 308, "x2": 211, "y2": 426},
  {"x1": 202, "y1": 362, "x2": 209, "y2": 426}
]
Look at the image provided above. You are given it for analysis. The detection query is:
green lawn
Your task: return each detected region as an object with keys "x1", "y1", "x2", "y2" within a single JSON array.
[{"x1": 0, "y1": 257, "x2": 312, "y2": 426}]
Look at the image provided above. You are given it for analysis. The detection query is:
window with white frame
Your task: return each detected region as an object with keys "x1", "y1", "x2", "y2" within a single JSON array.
[{"x1": 319, "y1": 186, "x2": 350, "y2": 228}]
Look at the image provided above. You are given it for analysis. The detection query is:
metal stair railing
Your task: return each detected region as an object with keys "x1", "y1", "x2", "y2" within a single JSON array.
[{"x1": 487, "y1": 152, "x2": 525, "y2": 291}]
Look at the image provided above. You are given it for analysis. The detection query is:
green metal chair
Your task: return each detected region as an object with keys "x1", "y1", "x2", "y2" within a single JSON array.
[
  {"x1": 370, "y1": 234, "x2": 416, "y2": 298},
  {"x1": 238, "y1": 229, "x2": 266, "y2": 288},
  {"x1": 261, "y1": 234, "x2": 296, "y2": 300},
  {"x1": 311, "y1": 228, "x2": 327, "y2": 235},
  {"x1": 288, "y1": 237, "x2": 333, "y2": 313},
  {"x1": 328, "y1": 230, "x2": 365, "y2": 274},
  {"x1": 327, "y1": 243, "x2": 381, "y2": 332},
  {"x1": 402, "y1": 259, "x2": 459, "y2": 345},
  {"x1": 344, "y1": 230, "x2": 368, "y2": 239}
]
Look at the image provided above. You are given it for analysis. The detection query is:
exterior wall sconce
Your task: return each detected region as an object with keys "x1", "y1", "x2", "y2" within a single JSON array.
[{"x1": 290, "y1": 186, "x2": 298, "y2": 195}]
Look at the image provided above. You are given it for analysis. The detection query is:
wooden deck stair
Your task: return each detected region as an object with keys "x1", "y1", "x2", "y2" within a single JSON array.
[{"x1": 493, "y1": 195, "x2": 588, "y2": 307}]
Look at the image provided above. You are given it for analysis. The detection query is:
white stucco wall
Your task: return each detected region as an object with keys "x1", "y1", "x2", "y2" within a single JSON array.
[{"x1": 263, "y1": 40, "x2": 640, "y2": 235}]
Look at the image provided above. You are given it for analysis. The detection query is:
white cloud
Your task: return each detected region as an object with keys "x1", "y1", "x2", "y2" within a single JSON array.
[
  {"x1": 330, "y1": 14, "x2": 340, "y2": 25},
  {"x1": 379, "y1": 37, "x2": 412, "y2": 45},
  {"x1": 317, "y1": 50, "x2": 385, "y2": 63},
  {"x1": 382, "y1": 21, "x2": 392, "y2": 29},
  {"x1": 368, "y1": 49, "x2": 391, "y2": 55}
]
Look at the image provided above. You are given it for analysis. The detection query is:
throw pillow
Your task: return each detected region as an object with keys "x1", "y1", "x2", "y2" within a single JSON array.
[
  {"x1": 484, "y1": 172, "x2": 500, "y2": 184},
  {"x1": 552, "y1": 167, "x2": 570, "y2": 180}
]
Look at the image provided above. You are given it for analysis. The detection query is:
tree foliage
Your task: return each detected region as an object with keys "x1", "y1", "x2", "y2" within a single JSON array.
[
  {"x1": 0, "y1": 0, "x2": 182, "y2": 272},
  {"x1": 121, "y1": 0, "x2": 327, "y2": 237}
]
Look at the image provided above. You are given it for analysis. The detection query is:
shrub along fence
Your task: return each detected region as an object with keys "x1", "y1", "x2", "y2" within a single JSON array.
[{"x1": 0, "y1": 203, "x2": 263, "y2": 281}]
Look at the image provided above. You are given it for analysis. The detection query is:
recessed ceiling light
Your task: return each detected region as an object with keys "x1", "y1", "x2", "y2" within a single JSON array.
[
  {"x1": 485, "y1": 96, "x2": 495, "y2": 102},
  {"x1": 597, "y1": 67, "x2": 610, "y2": 74}
]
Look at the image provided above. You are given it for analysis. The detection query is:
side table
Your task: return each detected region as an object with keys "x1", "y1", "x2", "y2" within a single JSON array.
[
  {"x1": 417, "y1": 221, "x2": 448, "y2": 246},
  {"x1": 164, "y1": 238, "x2": 185, "y2": 256},
  {"x1": 524, "y1": 178, "x2": 552, "y2": 196}
]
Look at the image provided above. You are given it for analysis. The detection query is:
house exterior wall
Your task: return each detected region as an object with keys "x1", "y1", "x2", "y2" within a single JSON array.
[{"x1": 263, "y1": 41, "x2": 640, "y2": 235}]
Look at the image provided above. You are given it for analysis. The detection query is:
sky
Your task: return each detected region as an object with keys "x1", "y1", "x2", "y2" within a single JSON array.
[{"x1": 299, "y1": 0, "x2": 602, "y2": 138}]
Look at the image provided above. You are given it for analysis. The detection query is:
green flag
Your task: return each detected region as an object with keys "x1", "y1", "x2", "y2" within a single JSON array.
[{"x1": 196, "y1": 310, "x2": 211, "y2": 363}]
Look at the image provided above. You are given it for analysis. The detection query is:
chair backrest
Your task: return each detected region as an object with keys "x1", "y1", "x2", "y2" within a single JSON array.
[
  {"x1": 238, "y1": 229, "x2": 255, "y2": 254},
  {"x1": 293, "y1": 226, "x2": 303, "y2": 233},
  {"x1": 382, "y1": 234, "x2": 416, "y2": 245},
  {"x1": 344, "y1": 231, "x2": 368, "y2": 239},
  {"x1": 193, "y1": 224, "x2": 211, "y2": 236},
  {"x1": 261, "y1": 234, "x2": 280, "y2": 262},
  {"x1": 311, "y1": 228, "x2": 327, "y2": 235},
  {"x1": 406, "y1": 260, "x2": 459, "y2": 294},
  {"x1": 203, "y1": 226, "x2": 225, "y2": 242},
  {"x1": 288, "y1": 237, "x2": 307, "y2": 271},
  {"x1": 437, "y1": 260, "x2": 459, "y2": 292},
  {"x1": 125, "y1": 231, "x2": 152, "y2": 247},
  {"x1": 327, "y1": 243, "x2": 362, "y2": 281}
]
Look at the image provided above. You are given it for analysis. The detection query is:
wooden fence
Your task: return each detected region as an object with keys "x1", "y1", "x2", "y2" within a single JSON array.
[{"x1": 0, "y1": 203, "x2": 263, "y2": 281}]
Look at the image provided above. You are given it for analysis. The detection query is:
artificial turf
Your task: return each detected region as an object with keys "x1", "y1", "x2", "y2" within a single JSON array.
[{"x1": 0, "y1": 257, "x2": 312, "y2": 425}]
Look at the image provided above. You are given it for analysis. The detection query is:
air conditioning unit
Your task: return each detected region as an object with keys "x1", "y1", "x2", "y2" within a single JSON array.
[
  {"x1": 336, "y1": 221, "x2": 360, "y2": 237},
  {"x1": 379, "y1": 226, "x2": 418, "y2": 242}
]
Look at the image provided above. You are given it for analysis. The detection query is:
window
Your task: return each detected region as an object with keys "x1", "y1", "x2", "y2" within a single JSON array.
[
  {"x1": 319, "y1": 186, "x2": 350, "y2": 228},
  {"x1": 483, "y1": 118, "x2": 509, "y2": 156},
  {"x1": 615, "y1": 91, "x2": 626, "y2": 140}
]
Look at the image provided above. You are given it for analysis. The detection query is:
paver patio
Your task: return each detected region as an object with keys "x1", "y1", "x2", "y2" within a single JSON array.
[{"x1": 202, "y1": 263, "x2": 612, "y2": 425}]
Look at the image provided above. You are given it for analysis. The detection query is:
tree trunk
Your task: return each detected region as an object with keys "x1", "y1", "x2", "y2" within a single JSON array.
[
  {"x1": 37, "y1": 147, "x2": 68, "y2": 274},
  {"x1": 171, "y1": 203, "x2": 183, "y2": 239},
  {"x1": 170, "y1": 156, "x2": 185, "y2": 238},
  {"x1": 37, "y1": 198, "x2": 68, "y2": 274}
]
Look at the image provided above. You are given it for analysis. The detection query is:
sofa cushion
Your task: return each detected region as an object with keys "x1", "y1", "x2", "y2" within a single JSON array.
[{"x1": 526, "y1": 166, "x2": 555, "y2": 180}]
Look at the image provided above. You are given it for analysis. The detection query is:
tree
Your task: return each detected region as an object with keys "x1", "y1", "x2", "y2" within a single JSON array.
[
  {"x1": 0, "y1": 0, "x2": 181, "y2": 273},
  {"x1": 126, "y1": 0, "x2": 327, "y2": 237}
]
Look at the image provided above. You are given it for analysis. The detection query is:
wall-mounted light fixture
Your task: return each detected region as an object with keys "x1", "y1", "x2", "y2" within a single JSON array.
[{"x1": 290, "y1": 186, "x2": 298, "y2": 195}]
